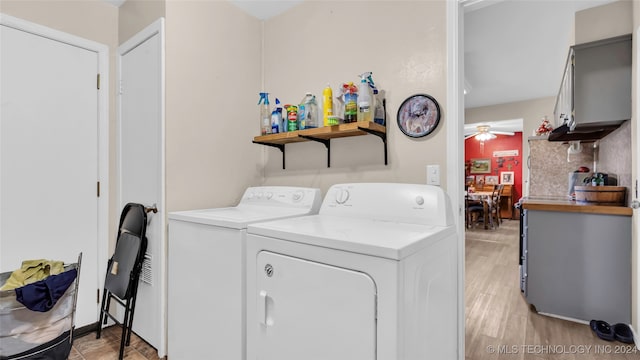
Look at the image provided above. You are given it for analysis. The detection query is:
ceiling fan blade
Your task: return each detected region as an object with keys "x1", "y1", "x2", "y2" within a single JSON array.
[
  {"x1": 490, "y1": 131, "x2": 515, "y2": 136},
  {"x1": 465, "y1": 132, "x2": 480, "y2": 140}
]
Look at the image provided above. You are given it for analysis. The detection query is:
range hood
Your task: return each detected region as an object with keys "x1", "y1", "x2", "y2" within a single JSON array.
[
  {"x1": 549, "y1": 34, "x2": 631, "y2": 142},
  {"x1": 548, "y1": 121, "x2": 625, "y2": 142}
]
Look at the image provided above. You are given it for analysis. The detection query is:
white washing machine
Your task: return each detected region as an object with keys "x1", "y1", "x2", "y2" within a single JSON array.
[
  {"x1": 167, "y1": 186, "x2": 322, "y2": 360},
  {"x1": 246, "y1": 183, "x2": 457, "y2": 360}
]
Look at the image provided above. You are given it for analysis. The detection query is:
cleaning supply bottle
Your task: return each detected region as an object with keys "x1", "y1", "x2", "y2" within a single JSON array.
[
  {"x1": 334, "y1": 85, "x2": 346, "y2": 123},
  {"x1": 258, "y1": 92, "x2": 271, "y2": 135},
  {"x1": 285, "y1": 104, "x2": 298, "y2": 132},
  {"x1": 373, "y1": 89, "x2": 385, "y2": 125},
  {"x1": 357, "y1": 72, "x2": 372, "y2": 122},
  {"x1": 299, "y1": 93, "x2": 319, "y2": 129},
  {"x1": 343, "y1": 82, "x2": 358, "y2": 123},
  {"x1": 322, "y1": 85, "x2": 333, "y2": 127},
  {"x1": 270, "y1": 98, "x2": 283, "y2": 133},
  {"x1": 298, "y1": 103, "x2": 307, "y2": 130}
]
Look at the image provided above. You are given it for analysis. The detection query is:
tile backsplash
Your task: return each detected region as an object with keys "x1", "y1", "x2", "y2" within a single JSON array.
[
  {"x1": 599, "y1": 120, "x2": 632, "y2": 205},
  {"x1": 528, "y1": 136, "x2": 594, "y2": 198},
  {"x1": 528, "y1": 120, "x2": 632, "y2": 204}
]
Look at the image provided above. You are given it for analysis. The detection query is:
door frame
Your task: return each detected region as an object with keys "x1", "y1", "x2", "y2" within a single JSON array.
[
  {"x1": 116, "y1": 17, "x2": 166, "y2": 357},
  {"x1": 632, "y1": 23, "x2": 640, "y2": 344},
  {"x1": 0, "y1": 13, "x2": 110, "y2": 319},
  {"x1": 446, "y1": 2, "x2": 464, "y2": 359}
]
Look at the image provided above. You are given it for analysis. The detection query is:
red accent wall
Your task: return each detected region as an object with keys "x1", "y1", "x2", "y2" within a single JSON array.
[{"x1": 465, "y1": 133, "x2": 523, "y2": 202}]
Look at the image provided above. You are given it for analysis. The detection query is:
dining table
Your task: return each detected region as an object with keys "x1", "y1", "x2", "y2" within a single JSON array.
[{"x1": 466, "y1": 191, "x2": 494, "y2": 229}]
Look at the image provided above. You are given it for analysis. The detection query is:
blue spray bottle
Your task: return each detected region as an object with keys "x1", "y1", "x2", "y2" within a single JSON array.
[
  {"x1": 366, "y1": 73, "x2": 385, "y2": 125},
  {"x1": 258, "y1": 92, "x2": 271, "y2": 135},
  {"x1": 271, "y1": 98, "x2": 283, "y2": 133}
]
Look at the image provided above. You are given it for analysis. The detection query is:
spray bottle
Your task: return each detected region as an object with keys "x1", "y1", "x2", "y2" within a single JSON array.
[
  {"x1": 365, "y1": 73, "x2": 385, "y2": 125},
  {"x1": 357, "y1": 72, "x2": 372, "y2": 122},
  {"x1": 271, "y1": 98, "x2": 283, "y2": 133},
  {"x1": 258, "y1": 92, "x2": 271, "y2": 135}
]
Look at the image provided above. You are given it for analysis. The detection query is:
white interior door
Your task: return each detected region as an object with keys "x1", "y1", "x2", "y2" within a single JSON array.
[
  {"x1": 0, "y1": 16, "x2": 108, "y2": 328},
  {"x1": 117, "y1": 18, "x2": 165, "y2": 356},
  {"x1": 255, "y1": 251, "x2": 377, "y2": 360}
]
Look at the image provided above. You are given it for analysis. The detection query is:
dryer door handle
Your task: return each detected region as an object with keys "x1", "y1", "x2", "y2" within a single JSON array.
[{"x1": 258, "y1": 290, "x2": 269, "y2": 326}]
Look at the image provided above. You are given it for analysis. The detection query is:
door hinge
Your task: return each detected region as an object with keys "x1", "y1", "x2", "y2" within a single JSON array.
[
  {"x1": 97, "y1": 74, "x2": 100, "y2": 90},
  {"x1": 97, "y1": 289, "x2": 100, "y2": 303},
  {"x1": 97, "y1": 181, "x2": 100, "y2": 197}
]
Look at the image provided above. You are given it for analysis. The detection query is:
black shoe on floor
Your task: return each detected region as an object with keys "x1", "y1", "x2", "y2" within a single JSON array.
[
  {"x1": 613, "y1": 323, "x2": 634, "y2": 344},
  {"x1": 590, "y1": 320, "x2": 615, "y2": 341}
]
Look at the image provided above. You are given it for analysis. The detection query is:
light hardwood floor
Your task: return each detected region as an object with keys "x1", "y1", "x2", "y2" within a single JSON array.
[{"x1": 465, "y1": 219, "x2": 638, "y2": 360}]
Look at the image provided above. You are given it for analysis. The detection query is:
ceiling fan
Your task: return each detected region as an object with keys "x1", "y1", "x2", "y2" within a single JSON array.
[{"x1": 465, "y1": 124, "x2": 515, "y2": 140}]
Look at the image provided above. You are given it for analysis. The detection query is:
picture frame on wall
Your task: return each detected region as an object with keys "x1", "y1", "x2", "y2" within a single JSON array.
[
  {"x1": 501, "y1": 171, "x2": 514, "y2": 185},
  {"x1": 485, "y1": 175, "x2": 499, "y2": 185},
  {"x1": 465, "y1": 176, "x2": 475, "y2": 186},
  {"x1": 475, "y1": 175, "x2": 485, "y2": 186},
  {"x1": 470, "y1": 158, "x2": 491, "y2": 174}
]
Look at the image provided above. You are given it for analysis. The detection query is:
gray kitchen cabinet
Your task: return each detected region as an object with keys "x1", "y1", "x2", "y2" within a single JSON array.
[
  {"x1": 523, "y1": 209, "x2": 631, "y2": 324},
  {"x1": 551, "y1": 34, "x2": 631, "y2": 141}
]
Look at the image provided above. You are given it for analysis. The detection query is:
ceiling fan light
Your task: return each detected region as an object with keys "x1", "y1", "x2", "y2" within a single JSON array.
[{"x1": 475, "y1": 132, "x2": 496, "y2": 141}]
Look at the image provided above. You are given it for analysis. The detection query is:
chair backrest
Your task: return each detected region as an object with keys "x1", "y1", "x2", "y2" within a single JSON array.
[
  {"x1": 492, "y1": 184, "x2": 504, "y2": 202},
  {"x1": 105, "y1": 203, "x2": 149, "y2": 299},
  {"x1": 118, "y1": 203, "x2": 147, "y2": 239}
]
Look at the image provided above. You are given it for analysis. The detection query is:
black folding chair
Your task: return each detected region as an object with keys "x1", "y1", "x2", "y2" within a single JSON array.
[{"x1": 96, "y1": 203, "x2": 148, "y2": 360}]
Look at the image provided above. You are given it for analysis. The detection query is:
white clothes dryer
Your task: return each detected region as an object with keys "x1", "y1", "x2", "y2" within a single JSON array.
[
  {"x1": 246, "y1": 183, "x2": 457, "y2": 360},
  {"x1": 167, "y1": 186, "x2": 322, "y2": 360}
]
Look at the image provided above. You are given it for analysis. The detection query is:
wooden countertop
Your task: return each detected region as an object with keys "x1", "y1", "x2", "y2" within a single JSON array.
[{"x1": 521, "y1": 197, "x2": 632, "y2": 216}]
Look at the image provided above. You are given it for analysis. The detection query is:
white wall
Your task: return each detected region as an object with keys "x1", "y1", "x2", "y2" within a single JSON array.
[
  {"x1": 164, "y1": 0, "x2": 263, "y2": 211},
  {"x1": 575, "y1": 0, "x2": 633, "y2": 44},
  {"x1": 261, "y1": 1, "x2": 448, "y2": 194}
]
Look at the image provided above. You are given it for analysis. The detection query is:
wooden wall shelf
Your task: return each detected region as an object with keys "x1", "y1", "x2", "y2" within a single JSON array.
[{"x1": 253, "y1": 121, "x2": 387, "y2": 169}]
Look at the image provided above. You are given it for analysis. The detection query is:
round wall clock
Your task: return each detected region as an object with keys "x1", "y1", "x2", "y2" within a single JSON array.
[{"x1": 397, "y1": 94, "x2": 441, "y2": 138}]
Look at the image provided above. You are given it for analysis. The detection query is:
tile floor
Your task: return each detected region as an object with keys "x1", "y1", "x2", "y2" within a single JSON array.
[{"x1": 71, "y1": 326, "x2": 161, "y2": 360}]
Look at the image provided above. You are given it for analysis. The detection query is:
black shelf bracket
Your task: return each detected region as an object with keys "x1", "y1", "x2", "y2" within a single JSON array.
[
  {"x1": 253, "y1": 141, "x2": 285, "y2": 169},
  {"x1": 299, "y1": 135, "x2": 331, "y2": 167},
  {"x1": 357, "y1": 126, "x2": 388, "y2": 165}
]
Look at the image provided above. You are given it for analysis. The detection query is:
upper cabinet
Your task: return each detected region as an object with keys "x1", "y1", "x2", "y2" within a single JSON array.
[{"x1": 550, "y1": 34, "x2": 631, "y2": 142}]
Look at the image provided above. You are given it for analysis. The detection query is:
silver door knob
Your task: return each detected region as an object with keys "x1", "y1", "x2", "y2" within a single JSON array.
[{"x1": 631, "y1": 200, "x2": 640, "y2": 209}]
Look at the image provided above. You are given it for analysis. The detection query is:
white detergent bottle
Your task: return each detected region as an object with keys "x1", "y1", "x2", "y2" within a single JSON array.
[{"x1": 357, "y1": 72, "x2": 372, "y2": 122}]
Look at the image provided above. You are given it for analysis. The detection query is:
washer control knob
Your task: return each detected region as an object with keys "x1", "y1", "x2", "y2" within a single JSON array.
[
  {"x1": 257, "y1": 192, "x2": 263, "y2": 199},
  {"x1": 335, "y1": 189, "x2": 350, "y2": 204},
  {"x1": 247, "y1": 192, "x2": 254, "y2": 200},
  {"x1": 292, "y1": 191, "x2": 304, "y2": 202},
  {"x1": 416, "y1": 196, "x2": 424, "y2": 206},
  {"x1": 266, "y1": 192, "x2": 273, "y2": 199}
]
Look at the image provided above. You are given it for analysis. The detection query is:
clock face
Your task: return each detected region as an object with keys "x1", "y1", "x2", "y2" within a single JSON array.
[{"x1": 397, "y1": 94, "x2": 441, "y2": 138}]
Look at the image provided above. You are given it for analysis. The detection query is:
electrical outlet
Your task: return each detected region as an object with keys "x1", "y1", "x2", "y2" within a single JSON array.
[{"x1": 427, "y1": 165, "x2": 440, "y2": 186}]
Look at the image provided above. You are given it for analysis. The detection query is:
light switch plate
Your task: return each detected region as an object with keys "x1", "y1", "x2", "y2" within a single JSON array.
[{"x1": 427, "y1": 165, "x2": 440, "y2": 186}]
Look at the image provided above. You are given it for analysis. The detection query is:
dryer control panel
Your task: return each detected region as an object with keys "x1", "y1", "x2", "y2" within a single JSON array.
[
  {"x1": 321, "y1": 183, "x2": 453, "y2": 227},
  {"x1": 240, "y1": 186, "x2": 322, "y2": 210}
]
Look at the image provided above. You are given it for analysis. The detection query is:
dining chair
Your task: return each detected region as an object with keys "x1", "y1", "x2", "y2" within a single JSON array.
[
  {"x1": 465, "y1": 195, "x2": 485, "y2": 229},
  {"x1": 489, "y1": 184, "x2": 504, "y2": 227}
]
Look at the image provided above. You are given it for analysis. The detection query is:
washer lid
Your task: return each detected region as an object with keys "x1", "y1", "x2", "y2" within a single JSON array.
[
  {"x1": 247, "y1": 215, "x2": 455, "y2": 260},
  {"x1": 168, "y1": 205, "x2": 316, "y2": 229}
]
